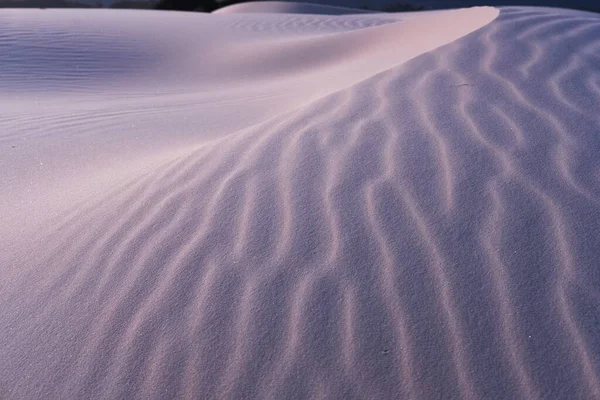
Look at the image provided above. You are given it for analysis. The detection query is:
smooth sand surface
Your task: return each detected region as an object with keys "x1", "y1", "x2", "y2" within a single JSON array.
[
  {"x1": 214, "y1": 1, "x2": 377, "y2": 14},
  {"x1": 1, "y1": 4, "x2": 600, "y2": 399}
]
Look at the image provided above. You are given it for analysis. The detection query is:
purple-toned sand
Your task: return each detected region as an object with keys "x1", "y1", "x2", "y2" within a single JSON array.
[{"x1": 1, "y1": 3, "x2": 600, "y2": 399}]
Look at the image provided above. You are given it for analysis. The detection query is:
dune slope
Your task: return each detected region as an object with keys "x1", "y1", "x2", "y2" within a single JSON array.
[
  {"x1": 214, "y1": 1, "x2": 376, "y2": 14},
  {"x1": 2, "y1": 4, "x2": 600, "y2": 400}
]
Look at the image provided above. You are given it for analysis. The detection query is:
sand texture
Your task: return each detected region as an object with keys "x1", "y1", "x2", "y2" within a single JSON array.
[{"x1": 1, "y1": 4, "x2": 600, "y2": 399}]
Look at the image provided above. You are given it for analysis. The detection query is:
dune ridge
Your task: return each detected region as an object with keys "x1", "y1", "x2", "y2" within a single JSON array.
[
  {"x1": 2, "y1": 5, "x2": 600, "y2": 399},
  {"x1": 214, "y1": 1, "x2": 377, "y2": 15}
]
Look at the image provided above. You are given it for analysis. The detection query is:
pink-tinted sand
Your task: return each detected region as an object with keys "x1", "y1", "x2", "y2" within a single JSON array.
[{"x1": 1, "y1": 4, "x2": 600, "y2": 399}]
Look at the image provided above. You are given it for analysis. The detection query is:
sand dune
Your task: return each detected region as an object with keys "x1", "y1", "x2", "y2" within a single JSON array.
[
  {"x1": 2, "y1": 4, "x2": 600, "y2": 399},
  {"x1": 214, "y1": 1, "x2": 376, "y2": 14}
]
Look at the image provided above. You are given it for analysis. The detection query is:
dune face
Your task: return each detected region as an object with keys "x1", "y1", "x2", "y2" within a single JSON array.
[{"x1": 2, "y1": 3, "x2": 600, "y2": 399}]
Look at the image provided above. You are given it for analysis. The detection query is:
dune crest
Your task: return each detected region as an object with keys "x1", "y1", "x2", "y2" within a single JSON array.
[
  {"x1": 214, "y1": 1, "x2": 376, "y2": 15},
  {"x1": 2, "y1": 4, "x2": 600, "y2": 400}
]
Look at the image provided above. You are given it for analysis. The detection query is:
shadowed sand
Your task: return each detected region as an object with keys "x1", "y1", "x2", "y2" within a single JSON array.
[{"x1": 1, "y1": 4, "x2": 600, "y2": 399}]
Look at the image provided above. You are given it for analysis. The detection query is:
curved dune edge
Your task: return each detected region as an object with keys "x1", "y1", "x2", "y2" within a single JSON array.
[
  {"x1": 3, "y1": 5, "x2": 600, "y2": 400},
  {"x1": 214, "y1": 1, "x2": 376, "y2": 15}
]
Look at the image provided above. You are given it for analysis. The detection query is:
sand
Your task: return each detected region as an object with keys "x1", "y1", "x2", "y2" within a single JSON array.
[{"x1": 1, "y1": 3, "x2": 600, "y2": 399}]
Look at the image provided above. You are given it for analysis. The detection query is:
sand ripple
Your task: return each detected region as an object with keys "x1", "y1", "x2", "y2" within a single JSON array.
[{"x1": 2, "y1": 5, "x2": 600, "y2": 400}]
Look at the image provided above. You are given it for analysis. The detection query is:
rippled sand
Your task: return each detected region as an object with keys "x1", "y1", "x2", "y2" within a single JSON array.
[{"x1": 2, "y1": 3, "x2": 600, "y2": 399}]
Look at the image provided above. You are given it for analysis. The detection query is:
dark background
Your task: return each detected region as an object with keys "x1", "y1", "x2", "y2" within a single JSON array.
[{"x1": 0, "y1": 0, "x2": 598, "y2": 17}]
